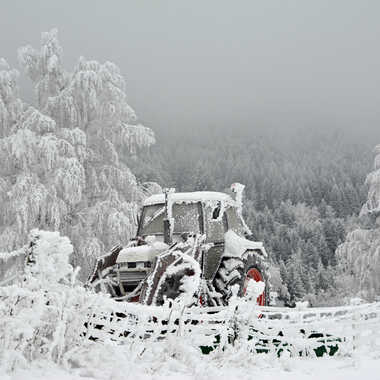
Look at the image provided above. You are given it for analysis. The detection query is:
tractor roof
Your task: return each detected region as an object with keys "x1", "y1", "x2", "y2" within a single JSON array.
[{"x1": 143, "y1": 191, "x2": 234, "y2": 206}]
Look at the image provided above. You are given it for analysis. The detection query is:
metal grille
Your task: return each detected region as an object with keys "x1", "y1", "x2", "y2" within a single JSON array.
[{"x1": 118, "y1": 270, "x2": 146, "y2": 284}]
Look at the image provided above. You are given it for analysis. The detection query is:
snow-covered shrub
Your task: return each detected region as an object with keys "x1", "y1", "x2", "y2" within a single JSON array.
[{"x1": 0, "y1": 229, "x2": 109, "y2": 372}]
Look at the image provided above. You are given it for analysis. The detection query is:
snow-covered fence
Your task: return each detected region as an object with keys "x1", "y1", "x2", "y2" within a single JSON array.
[
  {"x1": 84, "y1": 302, "x2": 234, "y2": 350},
  {"x1": 83, "y1": 299, "x2": 380, "y2": 357},
  {"x1": 237, "y1": 301, "x2": 380, "y2": 357}
]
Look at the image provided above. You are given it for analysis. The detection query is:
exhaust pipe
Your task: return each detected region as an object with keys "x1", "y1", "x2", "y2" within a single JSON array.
[{"x1": 163, "y1": 188, "x2": 175, "y2": 244}]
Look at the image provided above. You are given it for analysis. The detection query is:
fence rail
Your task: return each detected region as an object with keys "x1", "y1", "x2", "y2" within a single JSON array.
[{"x1": 83, "y1": 300, "x2": 380, "y2": 357}]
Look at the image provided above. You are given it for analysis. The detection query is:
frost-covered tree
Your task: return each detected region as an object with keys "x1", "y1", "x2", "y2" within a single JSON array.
[
  {"x1": 336, "y1": 228, "x2": 380, "y2": 300},
  {"x1": 0, "y1": 29, "x2": 158, "y2": 279},
  {"x1": 336, "y1": 147, "x2": 380, "y2": 300},
  {"x1": 360, "y1": 144, "x2": 380, "y2": 218},
  {"x1": 0, "y1": 59, "x2": 23, "y2": 138}
]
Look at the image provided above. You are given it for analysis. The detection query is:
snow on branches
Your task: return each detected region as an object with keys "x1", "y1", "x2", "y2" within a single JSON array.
[
  {"x1": 0, "y1": 60, "x2": 23, "y2": 138},
  {"x1": 18, "y1": 28, "x2": 66, "y2": 109},
  {"x1": 121, "y1": 124, "x2": 156, "y2": 156},
  {"x1": 0, "y1": 29, "x2": 157, "y2": 279},
  {"x1": 0, "y1": 230, "x2": 111, "y2": 371},
  {"x1": 360, "y1": 145, "x2": 380, "y2": 218},
  {"x1": 336, "y1": 144, "x2": 380, "y2": 301},
  {"x1": 336, "y1": 228, "x2": 380, "y2": 300}
]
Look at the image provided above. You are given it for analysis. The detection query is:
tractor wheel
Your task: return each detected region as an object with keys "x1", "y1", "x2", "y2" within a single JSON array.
[
  {"x1": 154, "y1": 267, "x2": 195, "y2": 306},
  {"x1": 212, "y1": 256, "x2": 244, "y2": 305},
  {"x1": 212, "y1": 252, "x2": 269, "y2": 306},
  {"x1": 139, "y1": 249, "x2": 200, "y2": 306}
]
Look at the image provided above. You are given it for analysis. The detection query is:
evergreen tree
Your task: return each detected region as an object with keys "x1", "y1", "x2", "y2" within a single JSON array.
[
  {"x1": 279, "y1": 259, "x2": 288, "y2": 285},
  {"x1": 287, "y1": 262, "x2": 305, "y2": 301},
  {"x1": 329, "y1": 183, "x2": 343, "y2": 215},
  {"x1": 316, "y1": 260, "x2": 330, "y2": 293}
]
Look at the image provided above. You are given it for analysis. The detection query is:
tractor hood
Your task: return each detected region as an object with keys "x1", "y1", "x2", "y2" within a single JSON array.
[{"x1": 116, "y1": 239, "x2": 168, "y2": 263}]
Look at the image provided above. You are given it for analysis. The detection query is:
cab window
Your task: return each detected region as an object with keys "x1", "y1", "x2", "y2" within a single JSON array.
[
  {"x1": 172, "y1": 203, "x2": 200, "y2": 234},
  {"x1": 205, "y1": 203, "x2": 227, "y2": 242}
]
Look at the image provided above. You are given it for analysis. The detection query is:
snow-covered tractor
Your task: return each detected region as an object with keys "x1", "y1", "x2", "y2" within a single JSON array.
[{"x1": 89, "y1": 184, "x2": 269, "y2": 307}]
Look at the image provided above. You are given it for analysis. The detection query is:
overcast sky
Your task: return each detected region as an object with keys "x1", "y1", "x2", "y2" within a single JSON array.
[{"x1": 2, "y1": 0, "x2": 380, "y2": 136}]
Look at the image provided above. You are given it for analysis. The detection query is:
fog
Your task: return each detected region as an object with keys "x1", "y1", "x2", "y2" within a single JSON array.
[
  {"x1": 2, "y1": 0, "x2": 380, "y2": 137},
  {"x1": 2, "y1": 0, "x2": 380, "y2": 317}
]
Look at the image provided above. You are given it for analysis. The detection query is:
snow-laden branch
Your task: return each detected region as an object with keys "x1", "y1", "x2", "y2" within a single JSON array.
[{"x1": 0, "y1": 29, "x2": 159, "y2": 279}]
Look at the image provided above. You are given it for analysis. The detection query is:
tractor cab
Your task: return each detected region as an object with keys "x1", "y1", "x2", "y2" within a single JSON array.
[{"x1": 138, "y1": 191, "x2": 248, "y2": 244}]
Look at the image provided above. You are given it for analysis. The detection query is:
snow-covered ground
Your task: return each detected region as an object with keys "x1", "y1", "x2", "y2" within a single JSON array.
[
  {"x1": 1, "y1": 231, "x2": 380, "y2": 380},
  {"x1": 1, "y1": 353, "x2": 379, "y2": 380}
]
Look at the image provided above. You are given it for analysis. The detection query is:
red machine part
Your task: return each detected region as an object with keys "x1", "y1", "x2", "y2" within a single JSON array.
[{"x1": 243, "y1": 268, "x2": 265, "y2": 306}]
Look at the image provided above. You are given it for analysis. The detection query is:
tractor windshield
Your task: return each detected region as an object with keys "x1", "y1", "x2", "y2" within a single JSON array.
[
  {"x1": 139, "y1": 204, "x2": 165, "y2": 236},
  {"x1": 139, "y1": 202, "x2": 201, "y2": 236}
]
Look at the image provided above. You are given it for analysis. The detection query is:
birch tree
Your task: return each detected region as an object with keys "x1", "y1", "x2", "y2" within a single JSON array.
[{"x1": 0, "y1": 29, "x2": 158, "y2": 279}]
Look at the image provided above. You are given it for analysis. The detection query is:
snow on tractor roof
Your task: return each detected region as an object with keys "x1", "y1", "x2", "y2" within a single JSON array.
[{"x1": 143, "y1": 191, "x2": 234, "y2": 206}]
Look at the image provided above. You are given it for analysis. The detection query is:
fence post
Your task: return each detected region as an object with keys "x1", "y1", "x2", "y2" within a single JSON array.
[{"x1": 351, "y1": 307, "x2": 359, "y2": 360}]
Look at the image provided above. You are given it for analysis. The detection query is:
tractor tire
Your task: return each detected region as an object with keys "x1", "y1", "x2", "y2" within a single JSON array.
[
  {"x1": 212, "y1": 256, "x2": 244, "y2": 305},
  {"x1": 139, "y1": 249, "x2": 200, "y2": 306},
  {"x1": 212, "y1": 251, "x2": 269, "y2": 306},
  {"x1": 154, "y1": 267, "x2": 195, "y2": 306}
]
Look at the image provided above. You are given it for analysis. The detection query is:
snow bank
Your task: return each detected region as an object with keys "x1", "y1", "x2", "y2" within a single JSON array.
[{"x1": 1, "y1": 343, "x2": 380, "y2": 380}]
